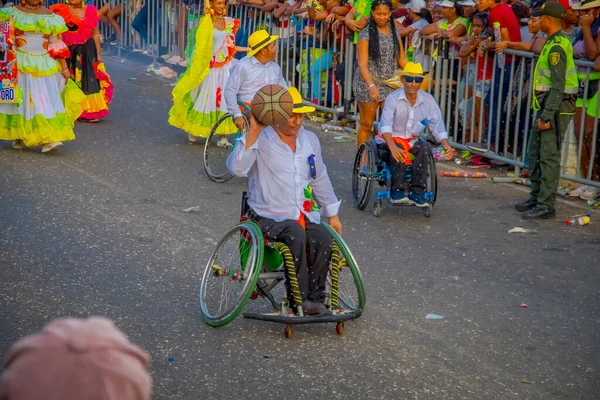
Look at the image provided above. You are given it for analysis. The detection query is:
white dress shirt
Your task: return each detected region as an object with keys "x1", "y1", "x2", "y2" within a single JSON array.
[
  {"x1": 224, "y1": 56, "x2": 287, "y2": 118},
  {"x1": 227, "y1": 126, "x2": 341, "y2": 224},
  {"x1": 378, "y1": 88, "x2": 448, "y2": 146}
]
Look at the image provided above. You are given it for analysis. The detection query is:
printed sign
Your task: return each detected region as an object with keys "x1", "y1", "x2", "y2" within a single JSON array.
[{"x1": 0, "y1": 16, "x2": 17, "y2": 104}]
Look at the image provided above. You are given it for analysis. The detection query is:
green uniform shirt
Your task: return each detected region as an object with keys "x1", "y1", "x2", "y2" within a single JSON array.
[{"x1": 534, "y1": 31, "x2": 577, "y2": 121}]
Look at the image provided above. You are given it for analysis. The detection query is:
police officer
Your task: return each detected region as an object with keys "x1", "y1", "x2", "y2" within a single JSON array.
[{"x1": 515, "y1": 1, "x2": 578, "y2": 219}]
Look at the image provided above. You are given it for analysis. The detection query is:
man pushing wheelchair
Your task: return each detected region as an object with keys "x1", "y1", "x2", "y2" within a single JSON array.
[
  {"x1": 377, "y1": 62, "x2": 455, "y2": 206},
  {"x1": 227, "y1": 86, "x2": 342, "y2": 317}
]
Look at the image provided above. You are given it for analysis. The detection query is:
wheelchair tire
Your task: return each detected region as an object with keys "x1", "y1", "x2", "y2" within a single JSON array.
[
  {"x1": 324, "y1": 223, "x2": 366, "y2": 314},
  {"x1": 203, "y1": 113, "x2": 247, "y2": 183},
  {"x1": 200, "y1": 221, "x2": 264, "y2": 327},
  {"x1": 427, "y1": 147, "x2": 438, "y2": 206},
  {"x1": 352, "y1": 140, "x2": 375, "y2": 210}
]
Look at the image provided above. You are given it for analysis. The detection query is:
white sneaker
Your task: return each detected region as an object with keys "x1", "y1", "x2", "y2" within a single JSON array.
[
  {"x1": 12, "y1": 139, "x2": 25, "y2": 150},
  {"x1": 41, "y1": 142, "x2": 63, "y2": 153},
  {"x1": 178, "y1": 60, "x2": 188, "y2": 67},
  {"x1": 188, "y1": 134, "x2": 198, "y2": 143},
  {"x1": 580, "y1": 185, "x2": 600, "y2": 201},
  {"x1": 216, "y1": 137, "x2": 233, "y2": 148},
  {"x1": 567, "y1": 184, "x2": 588, "y2": 198}
]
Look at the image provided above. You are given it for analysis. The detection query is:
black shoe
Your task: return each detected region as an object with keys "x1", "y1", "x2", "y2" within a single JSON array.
[
  {"x1": 522, "y1": 206, "x2": 556, "y2": 219},
  {"x1": 302, "y1": 301, "x2": 332, "y2": 316},
  {"x1": 515, "y1": 198, "x2": 537, "y2": 212}
]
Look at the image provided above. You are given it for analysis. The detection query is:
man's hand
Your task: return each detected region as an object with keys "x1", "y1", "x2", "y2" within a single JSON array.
[
  {"x1": 441, "y1": 139, "x2": 455, "y2": 160},
  {"x1": 389, "y1": 143, "x2": 407, "y2": 163},
  {"x1": 235, "y1": 116, "x2": 247, "y2": 131},
  {"x1": 248, "y1": 113, "x2": 265, "y2": 134},
  {"x1": 328, "y1": 215, "x2": 342, "y2": 235},
  {"x1": 536, "y1": 118, "x2": 551, "y2": 131},
  {"x1": 326, "y1": 13, "x2": 336, "y2": 23}
]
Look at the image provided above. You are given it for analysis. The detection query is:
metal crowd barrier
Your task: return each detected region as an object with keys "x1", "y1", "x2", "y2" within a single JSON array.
[
  {"x1": 97, "y1": 1, "x2": 599, "y2": 188},
  {"x1": 429, "y1": 38, "x2": 599, "y2": 189}
]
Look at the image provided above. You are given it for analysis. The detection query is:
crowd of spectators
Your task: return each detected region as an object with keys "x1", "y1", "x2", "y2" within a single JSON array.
[
  {"x1": 222, "y1": 0, "x2": 600, "y2": 199},
  {"x1": 3, "y1": 0, "x2": 593, "y2": 194}
]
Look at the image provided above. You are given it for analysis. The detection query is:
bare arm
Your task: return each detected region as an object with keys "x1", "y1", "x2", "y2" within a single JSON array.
[
  {"x1": 496, "y1": 39, "x2": 533, "y2": 52},
  {"x1": 330, "y1": 6, "x2": 349, "y2": 17},
  {"x1": 262, "y1": 0, "x2": 280, "y2": 12},
  {"x1": 440, "y1": 24, "x2": 466, "y2": 39},
  {"x1": 345, "y1": 7, "x2": 368, "y2": 32},
  {"x1": 595, "y1": 55, "x2": 600, "y2": 72},
  {"x1": 308, "y1": 3, "x2": 328, "y2": 20},
  {"x1": 93, "y1": 27, "x2": 102, "y2": 62},
  {"x1": 419, "y1": 21, "x2": 439, "y2": 36},
  {"x1": 397, "y1": 29, "x2": 408, "y2": 69},
  {"x1": 356, "y1": 39, "x2": 373, "y2": 86}
]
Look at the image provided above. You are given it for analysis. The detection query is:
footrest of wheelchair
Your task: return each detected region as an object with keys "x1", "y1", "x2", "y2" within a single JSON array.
[{"x1": 242, "y1": 310, "x2": 361, "y2": 324}]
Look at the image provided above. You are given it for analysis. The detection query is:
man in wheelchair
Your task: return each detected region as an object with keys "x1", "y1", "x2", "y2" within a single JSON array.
[
  {"x1": 377, "y1": 62, "x2": 455, "y2": 206},
  {"x1": 227, "y1": 87, "x2": 342, "y2": 317}
]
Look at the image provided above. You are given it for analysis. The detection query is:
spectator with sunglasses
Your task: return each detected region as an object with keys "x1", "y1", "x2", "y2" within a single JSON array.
[{"x1": 377, "y1": 62, "x2": 455, "y2": 206}]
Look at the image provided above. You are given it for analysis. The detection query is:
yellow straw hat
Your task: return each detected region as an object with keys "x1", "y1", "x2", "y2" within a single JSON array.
[
  {"x1": 247, "y1": 30, "x2": 279, "y2": 57},
  {"x1": 398, "y1": 62, "x2": 425, "y2": 77},
  {"x1": 288, "y1": 87, "x2": 315, "y2": 114}
]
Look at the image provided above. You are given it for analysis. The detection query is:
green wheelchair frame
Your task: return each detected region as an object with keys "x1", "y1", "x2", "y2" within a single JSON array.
[{"x1": 199, "y1": 192, "x2": 366, "y2": 339}]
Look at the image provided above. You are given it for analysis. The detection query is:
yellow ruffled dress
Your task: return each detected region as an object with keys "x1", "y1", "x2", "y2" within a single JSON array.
[
  {"x1": 0, "y1": 7, "x2": 83, "y2": 147},
  {"x1": 168, "y1": 15, "x2": 238, "y2": 138}
]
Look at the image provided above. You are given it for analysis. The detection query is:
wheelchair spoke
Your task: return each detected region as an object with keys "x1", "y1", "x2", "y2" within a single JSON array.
[{"x1": 200, "y1": 222, "x2": 263, "y2": 326}]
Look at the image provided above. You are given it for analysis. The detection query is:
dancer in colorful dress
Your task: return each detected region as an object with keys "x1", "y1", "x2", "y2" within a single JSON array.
[
  {"x1": 51, "y1": 0, "x2": 113, "y2": 122},
  {"x1": 0, "y1": 0, "x2": 83, "y2": 153},
  {"x1": 169, "y1": 0, "x2": 249, "y2": 146}
]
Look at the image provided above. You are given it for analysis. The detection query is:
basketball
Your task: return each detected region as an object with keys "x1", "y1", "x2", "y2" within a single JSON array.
[{"x1": 250, "y1": 84, "x2": 294, "y2": 126}]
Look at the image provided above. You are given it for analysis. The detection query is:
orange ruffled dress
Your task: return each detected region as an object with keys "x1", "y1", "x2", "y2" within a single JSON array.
[{"x1": 51, "y1": 3, "x2": 113, "y2": 121}]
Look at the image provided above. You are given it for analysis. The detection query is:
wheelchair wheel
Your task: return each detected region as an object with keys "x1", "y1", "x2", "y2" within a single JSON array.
[
  {"x1": 427, "y1": 146, "x2": 438, "y2": 207},
  {"x1": 352, "y1": 140, "x2": 376, "y2": 210},
  {"x1": 203, "y1": 113, "x2": 247, "y2": 183},
  {"x1": 324, "y1": 224, "x2": 366, "y2": 314},
  {"x1": 200, "y1": 221, "x2": 264, "y2": 327}
]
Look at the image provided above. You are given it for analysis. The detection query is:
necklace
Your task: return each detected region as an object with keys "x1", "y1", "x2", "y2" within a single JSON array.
[{"x1": 24, "y1": 4, "x2": 41, "y2": 9}]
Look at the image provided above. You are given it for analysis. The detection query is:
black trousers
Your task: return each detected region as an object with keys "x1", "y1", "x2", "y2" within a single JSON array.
[
  {"x1": 256, "y1": 217, "x2": 332, "y2": 305},
  {"x1": 378, "y1": 141, "x2": 431, "y2": 194}
]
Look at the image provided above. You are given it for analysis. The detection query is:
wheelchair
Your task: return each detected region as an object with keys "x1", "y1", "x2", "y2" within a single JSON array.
[
  {"x1": 202, "y1": 102, "x2": 250, "y2": 183},
  {"x1": 352, "y1": 134, "x2": 438, "y2": 218},
  {"x1": 199, "y1": 193, "x2": 366, "y2": 339}
]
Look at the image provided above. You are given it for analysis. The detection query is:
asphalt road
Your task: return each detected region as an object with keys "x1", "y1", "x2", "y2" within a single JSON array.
[{"x1": 1, "y1": 57, "x2": 599, "y2": 400}]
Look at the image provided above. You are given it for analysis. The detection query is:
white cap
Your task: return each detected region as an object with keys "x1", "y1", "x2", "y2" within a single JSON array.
[
  {"x1": 435, "y1": 0, "x2": 456, "y2": 7},
  {"x1": 457, "y1": 0, "x2": 476, "y2": 5},
  {"x1": 406, "y1": 0, "x2": 427, "y2": 12}
]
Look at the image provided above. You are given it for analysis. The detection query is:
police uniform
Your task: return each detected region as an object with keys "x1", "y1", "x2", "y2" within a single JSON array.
[{"x1": 516, "y1": 2, "x2": 578, "y2": 219}]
